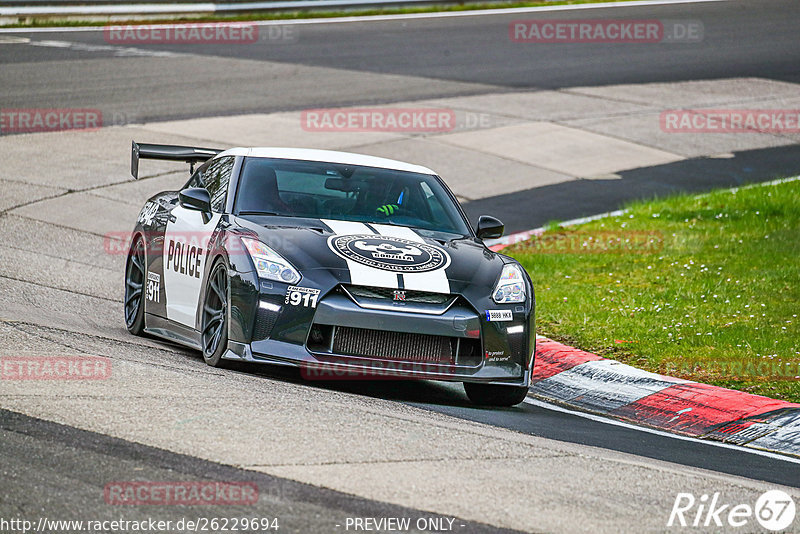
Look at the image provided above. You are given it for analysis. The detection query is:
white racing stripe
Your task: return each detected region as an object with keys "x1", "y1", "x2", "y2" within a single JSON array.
[
  {"x1": 321, "y1": 219, "x2": 373, "y2": 235},
  {"x1": 370, "y1": 224, "x2": 450, "y2": 294},
  {"x1": 321, "y1": 219, "x2": 399, "y2": 289},
  {"x1": 322, "y1": 220, "x2": 451, "y2": 293}
]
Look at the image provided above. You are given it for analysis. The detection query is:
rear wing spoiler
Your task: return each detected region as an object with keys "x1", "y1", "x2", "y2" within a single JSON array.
[{"x1": 131, "y1": 140, "x2": 223, "y2": 179}]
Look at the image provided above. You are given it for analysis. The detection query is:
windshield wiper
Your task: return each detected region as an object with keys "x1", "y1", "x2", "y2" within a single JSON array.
[
  {"x1": 371, "y1": 221, "x2": 466, "y2": 239},
  {"x1": 238, "y1": 210, "x2": 282, "y2": 216}
]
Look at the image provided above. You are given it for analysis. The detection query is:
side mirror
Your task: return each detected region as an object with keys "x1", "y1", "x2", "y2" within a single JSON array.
[
  {"x1": 179, "y1": 187, "x2": 212, "y2": 213},
  {"x1": 476, "y1": 215, "x2": 504, "y2": 239}
]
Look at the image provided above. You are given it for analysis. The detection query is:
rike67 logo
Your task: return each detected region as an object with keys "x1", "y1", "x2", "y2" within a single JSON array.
[{"x1": 668, "y1": 490, "x2": 796, "y2": 531}]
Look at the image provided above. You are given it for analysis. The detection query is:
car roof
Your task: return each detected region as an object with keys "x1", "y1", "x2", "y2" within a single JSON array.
[{"x1": 217, "y1": 147, "x2": 436, "y2": 175}]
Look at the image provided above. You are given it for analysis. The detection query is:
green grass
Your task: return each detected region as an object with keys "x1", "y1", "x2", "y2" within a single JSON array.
[
  {"x1": 2, "y1": 0, "x2": 645, "y2": 28},
  {"x1": 507, "y1": 179, "x2": 800, "y2": 402}
]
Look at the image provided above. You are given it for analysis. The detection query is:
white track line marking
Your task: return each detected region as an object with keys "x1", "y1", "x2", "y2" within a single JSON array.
[
  {"x1": 525, "y1": 397, "x2": 800, "y2": 465},
  {"x1": 0, "y1": 36, "x2": 30, "y2": 43},
  {"x1": 695, "y1": 174, "x2": 800, "y2": 197},
  {"x1": 0, "y1": 0, "x2": 730, "y2": 33},
  {"x1": 26, "y1": 38, "x2": 179, "y2": 57},
  {"x1": 28, "y1": 39, "x2": 71, "y2": 48}
]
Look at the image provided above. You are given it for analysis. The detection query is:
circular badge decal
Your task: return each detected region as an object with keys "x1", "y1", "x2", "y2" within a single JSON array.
[{"x1": 328, "y1": 234, "x2": 450, "y2": 273}]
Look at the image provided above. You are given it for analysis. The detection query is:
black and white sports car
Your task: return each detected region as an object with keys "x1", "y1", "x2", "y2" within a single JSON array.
[{"x1": 124, "y1": 142, "x2": 535, "y2": 406}]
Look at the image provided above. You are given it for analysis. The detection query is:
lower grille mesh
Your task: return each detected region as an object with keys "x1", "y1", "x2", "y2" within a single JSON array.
[
  {"x1": 252, "y1": 296, "x2": 283, "y2": 341},
  {"x1": 508, "y1": 332, "x2": 526, "y2": 359},
  {"x1": 332, "y1": 327, "x2": 453, "y2": 363}
]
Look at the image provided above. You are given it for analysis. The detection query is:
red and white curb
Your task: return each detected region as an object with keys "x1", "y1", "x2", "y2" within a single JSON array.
[{"x1": 531, "y1": 336, "x2": 800, "y2": 458}]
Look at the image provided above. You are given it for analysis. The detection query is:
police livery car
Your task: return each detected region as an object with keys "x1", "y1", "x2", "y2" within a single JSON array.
[{"x1": 124, "y1": 142, "x2": 535, "y2": 406}]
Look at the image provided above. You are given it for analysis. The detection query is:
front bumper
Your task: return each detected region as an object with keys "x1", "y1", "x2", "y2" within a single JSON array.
[{"x1": 224, "y1": 272, "x2": 533, "y2": 385}]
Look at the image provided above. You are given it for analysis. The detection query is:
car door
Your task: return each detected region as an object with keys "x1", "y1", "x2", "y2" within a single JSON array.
[{"x1": 162, "y1": 156, "x2": 234, "y2": 329}]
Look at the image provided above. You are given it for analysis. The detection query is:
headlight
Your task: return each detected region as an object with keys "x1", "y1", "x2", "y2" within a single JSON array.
[
  {"x1": 241, "y1": 237, "x2": 301, "y2": 284},
  {"x1": 492, "y1": 263, "x2": 526, "y2": 304}
]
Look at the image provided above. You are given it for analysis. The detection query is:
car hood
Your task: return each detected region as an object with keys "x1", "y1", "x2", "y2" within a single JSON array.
[{"x1": 232, "y1": 215, "x2": 507, "y2": 293}]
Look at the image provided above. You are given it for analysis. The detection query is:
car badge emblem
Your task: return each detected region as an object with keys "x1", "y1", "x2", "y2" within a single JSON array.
[{"x1": 328, "y1": 235, "x2": 450, "y2": 273}]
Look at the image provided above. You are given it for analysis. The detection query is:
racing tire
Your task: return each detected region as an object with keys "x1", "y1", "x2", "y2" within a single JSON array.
[
  {"x1": 124, "y1": 235, "x2": 146, "y2": 335},
  {"x1": 463, "y1": 383, "x2": 529, "y2": 407},
  {"x1": 201, "y1": 259, "x2": 230, "y2": 368}
]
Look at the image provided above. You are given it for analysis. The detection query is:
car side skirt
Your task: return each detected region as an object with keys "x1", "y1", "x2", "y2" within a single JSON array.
[{"x1": 144, "y1": 314, "x2": 202, "y2": 351}]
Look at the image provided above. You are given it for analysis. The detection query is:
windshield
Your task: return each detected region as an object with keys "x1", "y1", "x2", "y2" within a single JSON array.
[{"x1": 234, "y1": 157, "x2": 471, "y2": 236}]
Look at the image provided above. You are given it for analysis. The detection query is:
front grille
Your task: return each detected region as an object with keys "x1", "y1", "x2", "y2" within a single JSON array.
[
  {"x1": 345, "y1": 285, "x2": 451, "y2": 304},
  {"x1": 331, "y1": 326, "x2": 454, "y2": 363}
]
